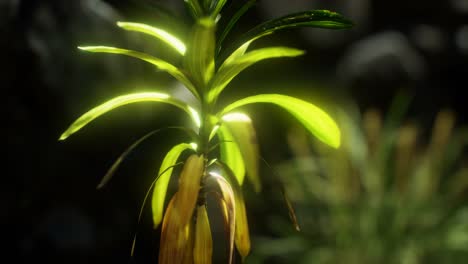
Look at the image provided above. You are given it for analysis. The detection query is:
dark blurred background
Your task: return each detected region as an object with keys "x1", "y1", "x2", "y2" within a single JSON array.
[{"x1": 3, "y1": 0, "x2": 467, "y2": 263}]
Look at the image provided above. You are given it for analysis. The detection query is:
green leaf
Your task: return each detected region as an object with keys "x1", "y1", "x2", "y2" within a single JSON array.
[
  {"x1": 217, "y1": 124, "x2": 246, "y2": 185},
  {"x1": 221, "y1": 9, "x2": 352, "y2": 58},
  {"x1": 242, "y1": 9, "x2": 352, "y2": 40},
  {"x1": 220, "y1": 94, "x2": 341, "y2": 148},
  {"x1": 210, "y1": 0, "x2": 227, "y2": 17},
  {"x1": 184, "y1": 0, "x2": 204, "y2": 19},
  {"x1": 208, "y1": 46, "x2": 304, "y2": 103},
  {"x1": 152, "y1": 143, "x2": 196, "y2": 228},
  {"x1": 78, "y1": 46, "x2": 199, "y2": 98},
  {"x1": 222, "y1": 112, "x2": 261, "y2": 192},
  {"x1": 116, "y1": 22, "x2": 186, "y2": 55},
  {"x1": 184, "y1": 18, "x2": 216, "y2": 88},
  {"x1": 59, "y1": 92, "x2": 201, "y2": 140},
  {"x1": 216, "y1": 0, "x2": 256, "y2": 53}
]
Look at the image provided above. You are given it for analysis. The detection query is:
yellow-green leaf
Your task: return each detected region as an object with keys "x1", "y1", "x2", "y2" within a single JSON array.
[
  {"x1": 152, "y1": 143, "x2": 196, "y2": 228},
  {"x1": 184, "y1": 18, "x2": 216, "y2": 87},
  {"x1": 116, "y1": 22, "x2": 186, "y2": 55},
  {"x1": 220, "y1": 94, "x2": 341, "y2": 148},
  {"x1": 59, "y1": 92, "x2": 200, "y2": 140},
  {"x1": 222, "y1": 112, "x2": 261, "y2": 192},
  {"x1": 217, "y1": 125, "x2": 246, "y2": 185},
  {"x1": 208, "y1": 47, "x2": 304, "y2": 103},
  {"x1": 78, "y1": 46, "x2": 199, "y2": 98}
]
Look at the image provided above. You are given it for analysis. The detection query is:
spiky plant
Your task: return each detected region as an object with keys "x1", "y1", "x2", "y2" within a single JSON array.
[
  {"x1": 253, "y1": 94, "x2": 468, "y2": 264},
  {"x1": 59, "y1": 0, "x2": 352, "y2": 263}
]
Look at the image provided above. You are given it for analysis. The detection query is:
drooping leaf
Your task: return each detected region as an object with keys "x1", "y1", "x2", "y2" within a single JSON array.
[
  {"x1": 98, "y1": 129, "x2": 159, "y2": 189},
  {"x1": 216, "y1": 0, "x2": 257, "y2": 53},
  {"x1": 159, "y1": 193, "x2": 193, "y2": 264},
  {"x1": 77, "y1": 46, "x2": 199, "y2": 98},
  {"x1": 184, "y1": 17, "x2": 216, "y2": 88},
  {"x1": 152, "y1": 143, "x2": 196, "y2": 228},
  {"x1": 208, "y1": 46, "x2": 304, "y2": 103},
  {"x1": 194, "y1": 205, "x2": 213, "y2": 264},
  {"x1": 116, "y1": 22, "x2": 186, "y2": 55},
  {"x1": 132, "y1": 162, "x2": 184, "y2": 256},
  {"x1": 214, "y1": 161, "x2": 251, "y2": 259},
  {"x1": 176, "y1": 154, "x2": 205, "y2": 226},
  {"x1": 217, "y1": 125, "x2": 246, "y2": 185},
  {"x1": 238, "y1": 9, "x2": 352, "y2": 44},
  {"x1": 220, "y1": 94, "x2": 341, "y2": 148},
  {"x1": 59, "y1": 92, "x2": 201, "y2": 140},
  {"x1": 222, "y1": 112, "x2": 261, "y2": 192},
  {"x1": 207, "y1": 172, "x2": 236, "y2": 264}
]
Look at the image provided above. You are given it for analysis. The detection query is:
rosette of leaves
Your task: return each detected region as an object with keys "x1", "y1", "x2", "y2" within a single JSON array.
[
  {"x1": 59, "y1": 0, "x2": 352, "y2": 263},
  {"x1": 252, "y1": 94, "x2": 468, "y2": 264}
]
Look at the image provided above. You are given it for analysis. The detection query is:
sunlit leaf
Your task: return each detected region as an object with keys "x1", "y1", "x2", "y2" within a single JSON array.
[
  {"x1": 222, "y1": 112, "x2": 261, "y2": 192},
  {"x1": 220, "y1": 94, "x2": 341, "y2": 148},
  {"x1": 207, "y1": 172, "x2": 236, "y2": 264},
  {"x1": 208, "y1": 47, "x2": 304, "y2": 103},
  {"x1": 214, "y1": 161, "x2": 251, "y2": 259},
  {"x1": 194, "y1": 205, "x2": 213, "y2": 264},
  {"x1": 217, "y1": 125, "x2": 246, "y2": 185},
  {"x1": 59, "y1": 92, "x2": 200, "y2": 140},
  {"x1": 152, "y1": 143, "x2": 196, "y2": 228},
  {"x1": 116, "y1": 22, "x2": 186, "y2": 55},
  {"x1": 184, "y1": 18, "x2": 216, "y2": 87},
  {"x1": 77, "y1": 46, "x2": 199, "y2": 98}
]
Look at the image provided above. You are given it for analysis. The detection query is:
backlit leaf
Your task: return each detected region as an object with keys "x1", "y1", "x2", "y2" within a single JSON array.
[
  {"x1": 217, "y1": 125, "x2": 246, "y2": 185},
  {"x1": 220, "y1": 94, "x2": 341, "y2": 148},
  {"x1": 208, "y1": 47, "x2": 304, "y2": 103},
  {"x1": 59, "y1": 92, "x2": 201, "y2": 140},
  {"x1": 116, "y1": 22, "x2": 186, "y2": 55},
  {"x1": 222, "y1": 112, "x2": 261, "y2": 192},
  {"x1": 184, "y1": 18, "x2": 216, "y2": 88},
  {"x1": 152, "y1": 143, "x2": 196, "y2": 228},
  {"x1": 78, "y1": 46, "x2": 199, "y2": 98}
]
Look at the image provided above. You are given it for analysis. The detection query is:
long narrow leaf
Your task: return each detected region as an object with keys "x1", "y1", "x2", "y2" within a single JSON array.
[
  {"x1": 184, "y1": 18, "x2": 216, "y2": 87},
  {"x1": 220, "y1": 94, "x2": 341, "y2": 148},
  {"x1": 222, "y1": 112, "x2": 261, "y2": 192},
  {"x1": 78, "y1": 46, "x2": 199, "y2": 98},
  {"x1": 239, "y1": 9, "x2": 352, "y2": 43},
  {"x1": 152, "y1": 143, "x2": 196, "y2": 228},
  {"x1": 208, "y1": 46, "x2": 304, "y2": 103},
  {"x1": 214, "y1": 161, "x2": 251, "y2": 259},
  {"x1": 216, "y1": 0, "x2": 256, "y2": 53},
  {"x1": 207, "y1": 172, "x2": 236, "y2": 264},
  {"x1": 217, "y1": 125, "x2": 246, "y2": 185},
  {"x1": 59, "y1": 92, "x2": 200, "y2": 140},
  {"x1": 116, "y1": 22, "x2": 186, "y2": 55}
]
